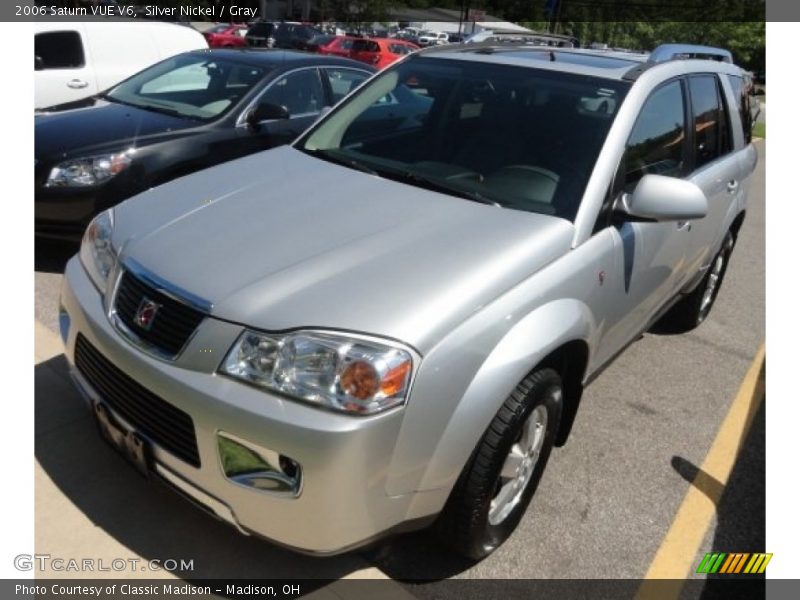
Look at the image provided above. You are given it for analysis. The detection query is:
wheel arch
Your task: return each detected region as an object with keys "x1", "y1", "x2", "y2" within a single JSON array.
[
  {"x1": 537, "y1": 339, "x2": 590, "y2": 447},
  {"x1": 396, "y1": 298, "x2": 595, "y2": 505},
  {"x1": 729, "y1": 210, "x2": 746, "y2": 241}
]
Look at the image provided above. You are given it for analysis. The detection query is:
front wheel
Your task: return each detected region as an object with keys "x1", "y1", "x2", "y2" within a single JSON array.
[{"x1": 436, "y1": 368, "x2": 563, "y2": 560}]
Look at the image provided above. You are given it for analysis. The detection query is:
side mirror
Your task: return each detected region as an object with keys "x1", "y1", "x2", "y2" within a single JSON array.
[
  {"x1": 618, "y1": 174, "x2": 708, "y2": 222},
  {"x1": 35, "y1": 55, "x2": 44, "y2": 71},
  {"x1": 245, "y1": 102, "x2": 290, "y2": 128}
]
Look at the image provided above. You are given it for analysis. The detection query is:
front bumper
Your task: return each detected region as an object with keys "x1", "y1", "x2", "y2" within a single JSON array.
[
  {"x1": 59, "y1": 256, "x2": 445, "y2": 554},
  {"x1": 34, "y1": 170, "x2": 139, "y2": 239},
  {"x1": 35, "y1": 187, "x2": 103, "y2": 239}
]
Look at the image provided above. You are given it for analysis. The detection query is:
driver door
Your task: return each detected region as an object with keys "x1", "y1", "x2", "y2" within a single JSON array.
[
  {"x1": 594, "y1": 78, "x2": 694, "y2": 366},
  {"x1": 239, "y1": 67, "x2": 328, "y2": 150}
]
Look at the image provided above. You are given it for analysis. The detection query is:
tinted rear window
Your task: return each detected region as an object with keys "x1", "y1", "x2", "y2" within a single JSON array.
[
  {"x1": 352, "y1": 40, "x2": 380, "y2": 52},
  {"x1": 247, "y1": 23, "x2": 274, "y2": 36},
  {"x1": 689, "y1": 75, "x2": 732, "y2": 169},
  {"x1": 727, "y1": 74, "x2": 753, "y2": 144},
  {"x1": 310, "y1": 35, "x2": 335, "y2": 46},
  {"x1": 35, "y1": 30, "x2": 84, "y2": 69}
]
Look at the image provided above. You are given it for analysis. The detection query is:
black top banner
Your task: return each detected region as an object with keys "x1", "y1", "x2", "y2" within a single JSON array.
[{"x1": 5, "y1": 0, "x2": 769, "y2": 23}]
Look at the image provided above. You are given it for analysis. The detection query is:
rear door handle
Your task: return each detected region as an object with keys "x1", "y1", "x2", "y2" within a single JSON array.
[
  {"x1": 727, "y1": 179, "x2": 739, "y2": 193},
  {"x1": 67, "y1": 79, "x2": 88, "y2": 89},
  {"x1": 677, "y1": 221, "x2": 692, "y2": 231}
]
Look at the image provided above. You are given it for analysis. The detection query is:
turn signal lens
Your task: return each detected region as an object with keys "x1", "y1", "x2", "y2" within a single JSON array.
[{"x1": 381, "y1": 361, "x2": 412, "y2": 397}]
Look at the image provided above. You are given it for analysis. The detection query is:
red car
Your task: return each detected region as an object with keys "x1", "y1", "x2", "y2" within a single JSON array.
[
  {"x1": 316, "y1": 35, "x2": 359, "y2": 58},
  {"x1": 203, "y1": 24, "x2": 248, "y2": 48},
  {"x1": 349, "y1": 38, "x2": 419, "y2": 69}
]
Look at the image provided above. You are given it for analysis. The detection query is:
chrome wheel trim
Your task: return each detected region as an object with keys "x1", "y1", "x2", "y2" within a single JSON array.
[{"x1": 488, "y1": 398, "x2": 552, "y2": 526}]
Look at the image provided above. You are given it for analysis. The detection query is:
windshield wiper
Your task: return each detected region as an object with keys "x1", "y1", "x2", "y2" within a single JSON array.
[
  {"x1": 134, "y1": 102, "x2": 199, "y2": 120},
  {"x1": 101, "y1": 95, "x2": 199, "y2": 120},
  {"x1": 304, "y1": 148, "x2": 380, "y2": 176},
  {"x1": 397, "y1": 171, "x2": 502, "y2": 207}
]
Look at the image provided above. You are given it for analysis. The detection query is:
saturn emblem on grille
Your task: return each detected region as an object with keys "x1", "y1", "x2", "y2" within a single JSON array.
[{"x1": 134, "y1": 298, "x2": 161, "y2": 331}]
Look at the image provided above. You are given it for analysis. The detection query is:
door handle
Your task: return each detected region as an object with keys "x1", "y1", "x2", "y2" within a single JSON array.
[
  {"x1": 727, "y1": 179, "x2": 739, "y2": 193},
  {"x1": 677, "y1": 221, "x2": 692, "y2": 231},
  {"x1": 67, "y1": 79, "x2": 88, "y2": 89}
]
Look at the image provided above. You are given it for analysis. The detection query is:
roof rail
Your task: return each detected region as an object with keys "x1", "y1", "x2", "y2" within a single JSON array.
[{"x1": 649, "y1": 44, "x2": 732, "y2": 64}]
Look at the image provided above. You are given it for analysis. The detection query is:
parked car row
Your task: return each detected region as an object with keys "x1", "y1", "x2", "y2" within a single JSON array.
[
  {"x1": 244, "y1": 21, "x2": 321, "y2": 50},
  {"x1": 242, "y1": 21, "x2": 421, "y2": 69}
]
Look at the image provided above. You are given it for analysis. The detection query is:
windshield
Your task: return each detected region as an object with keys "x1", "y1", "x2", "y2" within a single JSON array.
[
  {"x1": 298, "y1": 57, "x2": 629, "y2": 221},
  {"x1": 106, "y1": 54, "x2": 269, "y2": 121}
]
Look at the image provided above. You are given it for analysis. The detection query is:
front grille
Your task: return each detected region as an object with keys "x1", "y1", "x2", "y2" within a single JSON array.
[
  {"x1": 75, "y1": 334, "x2": 201, "y2": 467},
  {"x1": 113, "y1": 270, "x2": 205, "y2": 357}
]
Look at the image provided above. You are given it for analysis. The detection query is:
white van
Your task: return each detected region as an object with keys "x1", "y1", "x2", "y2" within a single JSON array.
[{"x1": 35, "y1": 21, "x2": 207, "y2": 109}]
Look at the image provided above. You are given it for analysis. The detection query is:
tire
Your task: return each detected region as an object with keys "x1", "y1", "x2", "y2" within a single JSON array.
[
  {"x1": 436, "y1": 368, "x2": 563, "y2": 560},
  {"x1": 655, "y1": 231, "x2": 735, "y2": 333}
]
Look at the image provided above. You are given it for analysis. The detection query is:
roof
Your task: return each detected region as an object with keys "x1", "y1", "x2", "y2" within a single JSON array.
[
  {"x1": 418, "y1": 44, "x2": 738, "y2": 81},
  {"x1": 418, "y1": 45, "x2": 646, "y2": 80}
]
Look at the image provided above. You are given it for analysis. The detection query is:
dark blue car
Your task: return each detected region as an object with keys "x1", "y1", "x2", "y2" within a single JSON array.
[{"x1": 35, "y1": 49, "x2": 374, "y2": 238}]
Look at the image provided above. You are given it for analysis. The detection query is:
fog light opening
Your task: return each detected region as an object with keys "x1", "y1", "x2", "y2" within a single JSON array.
[
  {"x1": 279, "y1": 455, "x2": 299, "y2": 479},
  {"x1": 217, "y1": 432, "x2": 302, "y2": 496}
]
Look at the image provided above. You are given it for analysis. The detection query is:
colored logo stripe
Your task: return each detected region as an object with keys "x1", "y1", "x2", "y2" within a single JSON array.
[
  {"x1": 697, "y1": 552, "x2": 772, "y2": 574},
  {"x1": 744, "y1": 553, "x2": 773, "y2": 574}
]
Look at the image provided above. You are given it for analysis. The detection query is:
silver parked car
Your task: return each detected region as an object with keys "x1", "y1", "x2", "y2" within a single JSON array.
[{"x1": 60, "y1": 43, "x2": 757, "y2": 558}]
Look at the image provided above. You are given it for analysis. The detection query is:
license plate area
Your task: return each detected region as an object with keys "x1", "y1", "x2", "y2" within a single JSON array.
[{"x1": 94, "y1": 402, "x2": 151, "y2": 477}]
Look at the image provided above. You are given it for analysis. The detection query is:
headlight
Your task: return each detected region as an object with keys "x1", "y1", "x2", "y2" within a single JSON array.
[
  {"x1": 79, "y1": 209, "x2": 116, "y2": 292},
  {"x1": 222, "y1": 330, "x2": 414, "y2": 415},
  {"x1": 45, "y1": 150, "x2": 133, "y2": 187}
]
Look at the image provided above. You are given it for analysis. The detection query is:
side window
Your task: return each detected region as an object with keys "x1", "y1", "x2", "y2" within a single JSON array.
[
  {"x1": 621, "y1": 80, "x2": 688, "y2": 191},
  {"x1": 727, "y1": 74, "x2": 753, "y2": 144},
  {"x1": 352, "y1": 40, "x2": 379, "y2": 53},
  {"x1": 325, "y1": 68, "x2": 370, "y2": 103},
  {"x1": 688, "y1": 75, "x2": 732, "y2": 169},
  {"x1": 225, "y1": 65, "x2": 266, "y2": 91},
  {"x1": 35, "y1": 31, "x2": 85, "y2": 69},
  {"x1": 261, "y1": 69, "x2": 325, "y2": 117}
]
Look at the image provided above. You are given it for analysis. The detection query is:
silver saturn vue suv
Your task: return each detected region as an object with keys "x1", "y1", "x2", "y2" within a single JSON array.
[{"x1": 59, "y1": 42, "x2": 758, "y2": 559}]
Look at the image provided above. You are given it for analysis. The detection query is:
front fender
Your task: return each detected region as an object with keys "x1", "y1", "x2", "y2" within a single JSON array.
[{"x1": 387, "y1": 298, "x2": 594, "y2": 503}]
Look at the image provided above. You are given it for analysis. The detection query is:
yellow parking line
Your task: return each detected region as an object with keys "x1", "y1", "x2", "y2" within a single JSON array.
[{"x1": 635, "y1": 344, "x2": 765, "y2": 594}]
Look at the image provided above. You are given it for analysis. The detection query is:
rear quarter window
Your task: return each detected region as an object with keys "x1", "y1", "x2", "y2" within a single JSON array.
[{"x1": 727, "y1": 74, "x2": 753, "y2": 144}]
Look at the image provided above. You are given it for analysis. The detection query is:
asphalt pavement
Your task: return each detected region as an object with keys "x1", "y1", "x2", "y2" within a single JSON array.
[{"x1": 33, "y1": 143, "x2": 765, "y2": 591}]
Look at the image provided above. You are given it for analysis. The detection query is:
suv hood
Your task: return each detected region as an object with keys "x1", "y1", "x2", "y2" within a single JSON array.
[{"x1": 114, "y1": 147, "x2": 574, "y2": 352}]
